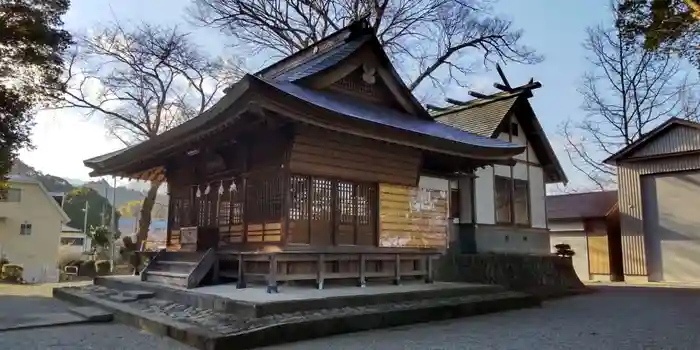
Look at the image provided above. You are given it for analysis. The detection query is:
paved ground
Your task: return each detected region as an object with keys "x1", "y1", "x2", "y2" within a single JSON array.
[
  {"x1": 0, "y1": 283, "x2": 194, "y2": 350},
  {"x1": 263, "y1": 285, "x2": 700, "y2": 350},
  {"x1": 3, "y1": 283, "x2": 700, "y2": 349}
]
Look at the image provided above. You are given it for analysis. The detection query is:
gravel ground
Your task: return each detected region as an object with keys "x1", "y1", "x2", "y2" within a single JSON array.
[
  {"x1": 262, "y1": 285, "x2": 700, "y2": 350},
  {"x1": 3, "y1": 284, "x2": 700, "y2": 349}
]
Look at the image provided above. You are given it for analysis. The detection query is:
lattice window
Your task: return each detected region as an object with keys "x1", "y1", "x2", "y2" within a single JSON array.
[
  {"x1": 290, "y1": 175, "x2": 309, "y2": 221},
  {"x1": 289, "y1": 175, "x2": 377, "y2": 245},
  {"x1": 356, "y1": 183, "x2": 375, "y2": 225},
  {"x1": 337, "y1": 181, "x2": 355, "y2": 224},
  {"x1": 247, "y1": 172, "x2": 283, "y2": 222},
  {"x1": 231, "y1": 203, "x2": 242, "y2": 224},
  {"x1": 311, "y1": 178, "x2": 332, "y2": 221},
  {"x1": 219, "y1": 201, "x2": 231, "y2": 225}
]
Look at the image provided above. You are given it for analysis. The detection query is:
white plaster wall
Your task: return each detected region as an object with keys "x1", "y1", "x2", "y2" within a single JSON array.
[
  {"x1": 550, "y1": 231, "x2": 590, "y2": 281},
  {"x1": 418, "y1": 175, "x2": 449, "y2": 191},
  {"x1": 474, "y1": 167, "x2": 495, "y2": 224},
  {"x1": 474, "y1": 226, "x2": 551, "y2": 254},
  {"x1": 493, "y1": 164, "x2": 510, "y2": 177},
  {"x1": 549, "y1": 220, "x2": 585, "y2": 232},
  {"x1": 529, "y1": 166, "x2": 547, "y2": 228},
  {"x1": 457, "y1": 176, "x2": 473, "y2": 223},
  {"x1": 513, "y1": 162, "x2": 528, "y2": 180}
]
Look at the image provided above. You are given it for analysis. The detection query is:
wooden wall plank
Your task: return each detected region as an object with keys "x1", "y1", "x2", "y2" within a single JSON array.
[
  {"x1": 378, "y1": 183, "x2": 448, "y2": 249},
  {"x1": 290, "y1": 126, "x2": 421, "y2": 186}
]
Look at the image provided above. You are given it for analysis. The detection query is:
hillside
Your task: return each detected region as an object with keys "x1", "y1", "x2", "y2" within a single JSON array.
[{"x1": 10, "y1": 160, "x2": 169, "y2": 220}]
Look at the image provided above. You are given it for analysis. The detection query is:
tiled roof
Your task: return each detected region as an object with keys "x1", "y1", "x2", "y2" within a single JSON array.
[
  {"x1": 261, "y1": 78, "x2": 524, "y2": 152},
  {"x1": 434, "y1": 96, "x2": 519, "y2": 136},
  {"x1": 547, "y1": 191, "x2": 618, "y2": 220}
]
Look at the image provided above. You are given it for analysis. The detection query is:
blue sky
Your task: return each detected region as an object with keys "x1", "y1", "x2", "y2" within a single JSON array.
[{"x1": 20, "y1": 0, "x2": 613, "y2": 189}]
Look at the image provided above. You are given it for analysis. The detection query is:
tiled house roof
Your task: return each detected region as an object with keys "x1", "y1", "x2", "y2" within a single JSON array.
[{"x1": 547, "y1": 191, "x2": 618, "y2": 220}]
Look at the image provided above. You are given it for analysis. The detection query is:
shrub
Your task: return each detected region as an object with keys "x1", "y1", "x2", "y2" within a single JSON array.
[
  {"x1": 554, "y1": 243, "x2": 576, "y2": 258},
  {"x1": 0, "y1": 255, "x2": 8, "y2": 271},
  {"x1": 78, "y1": 260, "x2": 96, "y2": 277},
  {"x1": 57, "y1": 245, "x2": 83, "y2": 268},
  {"x1": 95, "y1": 260, "x2": 111, "y2": 275},
  {"x1": 121, "y1": 236, "x2": 142, "y2": 275},
  {"x1": 1, "y1": 264, "x2": 23, "y2": 283}
]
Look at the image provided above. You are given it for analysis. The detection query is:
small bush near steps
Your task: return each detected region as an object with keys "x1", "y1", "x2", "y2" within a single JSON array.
[
  {"x1": 554, "y1": 244, "x2": 576, "y2": 258},
  {"x1": 95, "y1": 260, "x2": 111, "y2": 275}
]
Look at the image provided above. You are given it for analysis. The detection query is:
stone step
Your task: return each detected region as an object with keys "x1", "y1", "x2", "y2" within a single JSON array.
[
  {"x1": 149, "y1": 261, "x2": 196, "y2": 274},
  {"x1": 148, "y1": 271, "x2": 188, "y2": 278},
  {"x1": 145, "y1": 270, "x2": 189, "y2": 288},
  {"x1": 67, "y1": 306, "x2": 113, "y2": 322}
]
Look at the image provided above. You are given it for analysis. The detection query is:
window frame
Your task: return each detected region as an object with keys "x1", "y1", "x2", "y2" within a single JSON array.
[
  {"x1": 20, "y1": 223, "x2": 32, "y2": 235},
  {"x1": 494, "y1": 175, "x2": 530, "y2": 227}
]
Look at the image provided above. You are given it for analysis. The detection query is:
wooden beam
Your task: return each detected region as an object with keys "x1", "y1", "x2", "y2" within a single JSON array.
[
  {"x1": 493, "y1": 83, "x2": 512, "y2": 92},
  {"x1": 445, "y1": 97, "x2": 468, "y2": 105},
  {"x1": 426, "y1": 104, "x2": 449, "y2": 112},
  {"x1": 496, "y1": 63, "x2": 511, "y2": 89},
  {"x1": 467, "y1": 91, "x2": 490, "y2": 99}
]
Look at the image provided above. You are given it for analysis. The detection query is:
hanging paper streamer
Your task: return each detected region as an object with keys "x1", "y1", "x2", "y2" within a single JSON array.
[
  {"x1": 218, "y1": 181, "x2": 224, "y2": 195},
  {"x1": 229, "y1": 179, "x2": 237, "y2": 192},
  {"x1": 195, "y1": 186, "x2": 202, "y2": 198},
  {"x1": 204, "y1": 183, "x2": 211, "y2": 195}
]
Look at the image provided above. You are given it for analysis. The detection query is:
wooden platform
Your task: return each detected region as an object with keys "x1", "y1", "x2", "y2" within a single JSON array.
[{"x1": 140, "y1": 248, "x2": 441, "y2": 292}]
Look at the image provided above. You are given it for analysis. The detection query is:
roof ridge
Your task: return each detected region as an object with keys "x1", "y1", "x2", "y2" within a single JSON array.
[
  {"x1": 430, "y1": 92, "x2": 524, "y2": 117},
  {"x1": 255, "y1": 19, "x2": 371, "y2": 78}
]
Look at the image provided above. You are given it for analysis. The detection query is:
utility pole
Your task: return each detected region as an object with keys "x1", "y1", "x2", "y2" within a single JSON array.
[
  {"x1": 82, "y1": 201, "x2": 90, "y2": 254},
  {"x1": 109, "y1": 176, "x2": 117, "y2": 272}
]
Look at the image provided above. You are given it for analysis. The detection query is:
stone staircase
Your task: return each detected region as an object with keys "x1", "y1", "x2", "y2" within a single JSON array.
[{"x1": 141, "y1": 249, "x2": 217, "y2": 288}]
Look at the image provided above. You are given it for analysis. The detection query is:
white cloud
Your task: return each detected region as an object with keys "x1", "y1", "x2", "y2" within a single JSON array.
[{"x1": 19, "y1": 109, "x2": 125, "y2": 181}]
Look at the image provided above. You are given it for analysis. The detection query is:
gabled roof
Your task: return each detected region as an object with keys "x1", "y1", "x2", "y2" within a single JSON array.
[
  {"x1": 84, "y1": 19, "x2": 526, "y2": 179},
  {"x1": 256, "y1": 19, "x2": 430, "y2": 119},
  {"x1": 603, "y1": 117, "x2": 700, "y2": 165},
  {"x1": 433, "y1": 95, "x2": 520, "y2": 136},
  {"x1": 263, "y1": 79, "x2": 521, "y2": 153},
  {"x1": 7, "y1": 175, "x2": 70, "y2": 222},
  {"x1": 433, "y1": 90, "x2": 567, "y2": 184},
  {"x1": 547, "y1": 190, "x2": 618, "y2": 220}
]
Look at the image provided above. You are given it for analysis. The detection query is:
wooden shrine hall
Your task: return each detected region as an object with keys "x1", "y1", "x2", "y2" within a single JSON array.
[{"x1": 84, "y1": 19, "x2": 526, "y2": 292}]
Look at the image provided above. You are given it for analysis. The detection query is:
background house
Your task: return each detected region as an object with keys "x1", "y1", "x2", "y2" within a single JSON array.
[
  {"x1": 435, "y1": 79, "x2": 567, "y2": 254},
  {"x1": 547, "y1": 191, "x2": 623, "y2": 282},
  {"x1": 60, "y1": 224, "x2": 90, "y2": 256},
  {"x1": 605, "y1": 118, "x2": 700, "y2": 283},
  {"x1": 0, "y1": 175, "x2": 70, "y2": 283}
]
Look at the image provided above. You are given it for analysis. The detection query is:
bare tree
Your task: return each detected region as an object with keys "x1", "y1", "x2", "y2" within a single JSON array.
[
  {"x1": 47, "y1": 23, "x2": 242, "y2": 245},
  {"x1": 562, "y1": 5, "x2": 699, "y2": 190},
  {"x1": 188, "y1": 0, "x2": 541, "y2": 92}
]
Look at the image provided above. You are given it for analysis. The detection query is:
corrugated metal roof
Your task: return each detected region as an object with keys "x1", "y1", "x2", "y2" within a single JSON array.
[
  {"x1": 260, "y1": 78, "x2": 522, "y2": 151},
  {"x1": 434, "y1": 96, "x2": 518, "y2": 137},
  {"x1": 547, "y1": 191, "x2": 618, "y2": 220}
]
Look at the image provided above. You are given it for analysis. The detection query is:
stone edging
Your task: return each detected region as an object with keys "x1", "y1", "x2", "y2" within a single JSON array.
[{"x1": 54, "y1": 286, "x2": 541, "y2": 350}]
